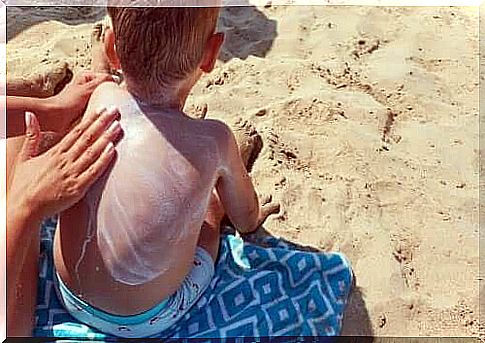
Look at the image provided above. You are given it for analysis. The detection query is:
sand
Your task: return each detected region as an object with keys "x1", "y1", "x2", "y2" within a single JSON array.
[{"x1": 6, "y1": 4, "x2": 481, "y2": 338}]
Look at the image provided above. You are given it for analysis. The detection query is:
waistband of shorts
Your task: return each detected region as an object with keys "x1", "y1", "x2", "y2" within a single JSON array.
[{"x1": 55, "y1": 272, "x2": 170, "y2": 325}]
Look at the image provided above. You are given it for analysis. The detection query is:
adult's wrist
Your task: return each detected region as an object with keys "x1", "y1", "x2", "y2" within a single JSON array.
[
  {"x1": 39, "y1": 96, "x2": 62, "y2": 118},
  {"x1": 6, "y1": 196, "x2": 42, "y2": 233},
  {"x1": 38, "y1": 96, "x2": 69, "y2": 133}
]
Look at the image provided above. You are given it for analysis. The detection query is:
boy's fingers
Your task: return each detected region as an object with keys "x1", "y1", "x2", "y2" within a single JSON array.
[
  {"x1": 68, "y1": 107, "x2": 120, "y2": 161},
  {"x1": 19, "y1": 112, "x2": 41, "y2": 161},
  {"x1": 262, "y1": 202, "x2": 281, "y2": 216},
  {"x1": 77, "y1": 142, "x2": 116, "y2": 192},
  {"x1": 260, "y1": 194, "x2": 272, "y2": 205},
  {"x1": 256, "y1": 202, "x2": 281, "y2": 229}
]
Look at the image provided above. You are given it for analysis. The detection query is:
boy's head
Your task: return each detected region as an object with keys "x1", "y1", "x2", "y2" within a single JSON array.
[{"x1": 105, "y1": 5, "x2": 222, "y2": 106}]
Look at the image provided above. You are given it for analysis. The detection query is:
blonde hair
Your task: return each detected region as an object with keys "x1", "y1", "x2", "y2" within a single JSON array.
[{"x1": 107, "y1": 5, "x2": 220, "y2": 105}]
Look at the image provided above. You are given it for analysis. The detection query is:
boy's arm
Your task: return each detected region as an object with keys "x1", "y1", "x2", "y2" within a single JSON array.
[{"x1": 214, "y1": 122, "x2": 278, "y2": 233}]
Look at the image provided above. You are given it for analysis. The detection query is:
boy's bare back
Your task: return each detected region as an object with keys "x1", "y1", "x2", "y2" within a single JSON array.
[
  {"x1": 56, "y1": 81, "x2": 242, "y2": 314},
  {"x1": 54, "y1": 7, "x2": 279, "y2": 320}
]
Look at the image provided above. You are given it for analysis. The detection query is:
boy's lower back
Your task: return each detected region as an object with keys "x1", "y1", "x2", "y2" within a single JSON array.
[{"x1": 54, "y1": 82, "x2": 224, "y2": 316}]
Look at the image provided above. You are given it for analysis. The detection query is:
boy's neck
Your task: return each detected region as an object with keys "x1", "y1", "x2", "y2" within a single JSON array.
[
  {"x1": 124, "y1": 85, "x2": 187, "y2": 112},
  {"x1": 123, "y1": 77, "x2": 194, "y2": 113}
]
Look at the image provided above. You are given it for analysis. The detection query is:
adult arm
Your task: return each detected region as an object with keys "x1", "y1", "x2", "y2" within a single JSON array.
[
  {"x1": 4, "y1": 107, "x2": 121, "y2": 336},
  {"x1": 6, "y1": 72, "x2": 115, "y2": 137}
]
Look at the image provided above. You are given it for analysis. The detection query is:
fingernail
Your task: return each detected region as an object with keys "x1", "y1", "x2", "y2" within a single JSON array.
[
  {"x1": 107, "y1": 120, "x2": 121, "y2": 133},
  {"x1": 106, "y1": 105, "x2": 118, "y2": 115},
  {"x1": 96, "y1": 106, "x2": 107, "y2": 115},
  {"x1": 104, "y1": 141, "x2": 115, "y2": 154},
  {"x1": 25, "y1": 111, "x2": 33, "y2": 128}
]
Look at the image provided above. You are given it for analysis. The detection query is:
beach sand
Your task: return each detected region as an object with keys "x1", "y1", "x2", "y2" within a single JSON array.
[{"x1": 6, "y1": 5, "x2": 480, "y2": 337}]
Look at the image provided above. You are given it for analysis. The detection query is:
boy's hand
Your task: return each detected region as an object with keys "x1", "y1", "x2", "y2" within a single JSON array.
[
  {"x1": 256, "y1": 195, "x2": 280, "y2": 228},
  {"x1": 47, "y1": 71, "x2": 116, "y2": 133}
]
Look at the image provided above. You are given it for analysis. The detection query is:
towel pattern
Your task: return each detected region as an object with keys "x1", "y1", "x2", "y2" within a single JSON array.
[{"x1": 34, "y1": 218, "x2": 353, "y2": 339}]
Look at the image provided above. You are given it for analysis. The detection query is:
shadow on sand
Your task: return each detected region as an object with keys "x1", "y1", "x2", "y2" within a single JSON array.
[
  {"x1": 7, "y1": 5, "x2": 278, "y2": 63},
  {"x1": 217, "y1": 5, "x2": 277, "y2": 62},
  {"x1": 6, "y1": 6, "x2": 106, "y2": 42}
]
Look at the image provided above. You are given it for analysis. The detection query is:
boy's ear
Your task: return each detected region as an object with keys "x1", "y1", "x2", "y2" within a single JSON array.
[
  {"x1": 200, "y1": 32, "x2": 225, "y2": 73},
  {"x1": 104, "y1": 28, "x2": 121, "y2": 71}
]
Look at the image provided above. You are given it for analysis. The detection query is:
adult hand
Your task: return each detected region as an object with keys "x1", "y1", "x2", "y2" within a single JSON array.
[
  {"x1": 7, "y1": 106, "x2": 121, "y2": 225},
  {"x1": 47, "y1": 71, "x2": 117, "y2": 133}
]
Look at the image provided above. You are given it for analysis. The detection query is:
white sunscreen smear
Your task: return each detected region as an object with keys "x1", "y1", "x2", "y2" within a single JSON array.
[{"x1": 74, "y1": 100, "x2": 212, "y2": 286}]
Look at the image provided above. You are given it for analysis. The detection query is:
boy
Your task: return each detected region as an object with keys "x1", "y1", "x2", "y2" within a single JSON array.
[{"x1": 53, "y1": 6, "x2": 279, "y2": 338}]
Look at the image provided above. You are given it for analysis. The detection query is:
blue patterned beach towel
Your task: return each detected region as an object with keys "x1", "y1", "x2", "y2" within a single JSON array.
[{"x1": 34, "y1": 218, "x2": 353, "y2": 339}]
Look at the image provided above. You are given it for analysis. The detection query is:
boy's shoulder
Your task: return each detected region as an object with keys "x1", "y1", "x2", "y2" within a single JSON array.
[
  {"x1": 190, "y1": 118, "x2": 242, "y2": 161},
  {"x1": 93, "y1": 80, "x2": 120, "y2": 95},
  {"x1": 191, "y1": 118, "x2": 234, "y2": 144},
  {"x1": 89, "y1": 81, "x2": 122, "y2": 106},
  {"x1": 195, "y1": 118, "x2": 230, "y2": 133}
]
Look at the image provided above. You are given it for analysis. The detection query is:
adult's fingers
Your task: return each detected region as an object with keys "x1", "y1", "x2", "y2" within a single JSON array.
[
  {"x1": 71, "y1": 119, "x2": 122, "y2": 175},
  {"x1": 77, "y1": 142, "x2": 116, "y2": 193},
  {"x1": 84, "y1": 72, "x2": 116, "y2": 89},
  {"x1": 66, "y1": 107, "x2": 120, "y2": 161},
  {"x1": 18, "y1": 112, "x2": 41, "y2": 161},
  {"x1": 56, "y1": 107, "x2": 117, "y2": 153},
  {"x1": 76, "y1": 71, "x2": 113, "y2": 84}
]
